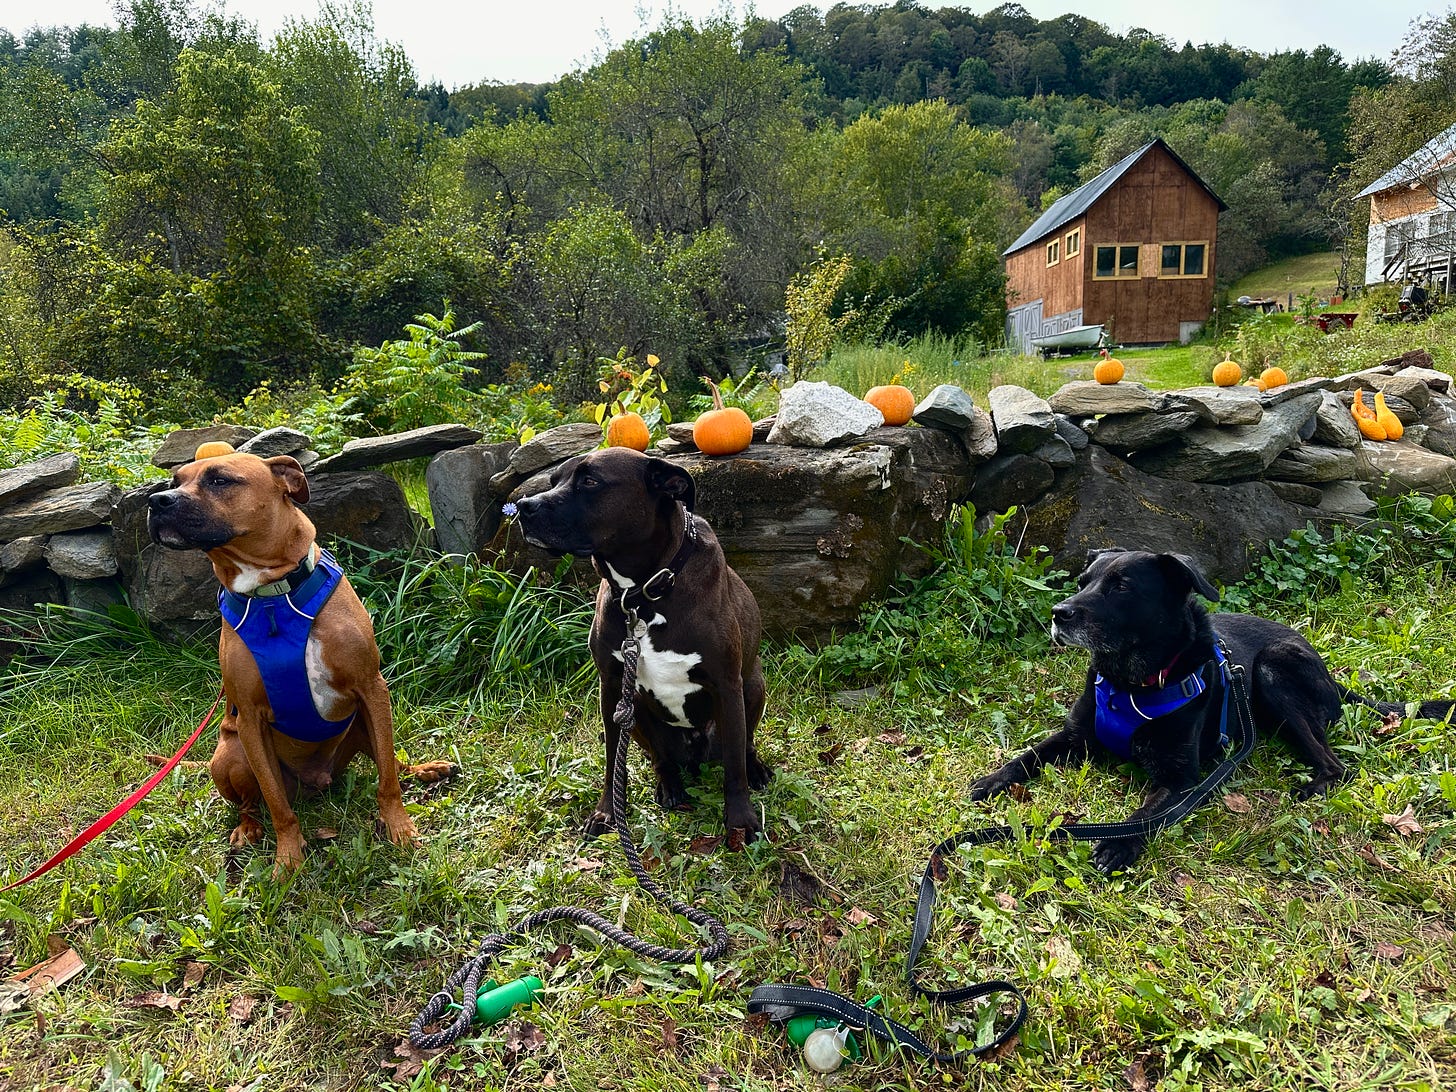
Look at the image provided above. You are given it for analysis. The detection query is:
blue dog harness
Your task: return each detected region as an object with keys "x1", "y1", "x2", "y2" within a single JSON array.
[
  {"x1": 1094, "y1": 645, "x2": 1229, "y2": 761},
  {"x1": 219, "y1": 547, "x2": 356, "y2": 742}
]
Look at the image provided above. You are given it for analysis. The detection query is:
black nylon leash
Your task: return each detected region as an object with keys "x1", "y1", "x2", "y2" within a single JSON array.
[
  {"x1": 749, "y1": 650, "x2": 1257, "y2": 1064},
  {"x1": 408, "y1": 528, "x2": 726, "y2": 1051}
]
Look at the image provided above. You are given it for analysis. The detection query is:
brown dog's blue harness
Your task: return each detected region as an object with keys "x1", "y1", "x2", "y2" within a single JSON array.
[
  {"x1": 1095, "y1": 645, "x2": 1230, "y2": 760},
  {"x1": 219, "y1": 547, "x2": 355, "y2": 742}
]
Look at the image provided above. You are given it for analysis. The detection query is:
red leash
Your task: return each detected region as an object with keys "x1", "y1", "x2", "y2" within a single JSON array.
[{"x1": 1, "y1": 691, "x2": 224, "y2": 893}]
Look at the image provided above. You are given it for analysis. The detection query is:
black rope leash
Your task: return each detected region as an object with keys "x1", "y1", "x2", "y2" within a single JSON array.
[
  {"x1": 409, "y1": 613, "x2": 729, "y2": 1050},
  {"x1": 750, "y1": 652, "x2": 1258, "y2": 1064}
]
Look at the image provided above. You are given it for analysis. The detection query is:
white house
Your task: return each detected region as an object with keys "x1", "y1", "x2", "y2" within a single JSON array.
[{"x1": 1356, "y1": 121, "x2": 1456, "y2": 291}]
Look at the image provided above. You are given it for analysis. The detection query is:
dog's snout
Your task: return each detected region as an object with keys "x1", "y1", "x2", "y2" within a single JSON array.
[
  {"x1": 149, "y1": 489, "x2": 182, "y2": 511},
  {"x1": 514, "y1": 494, "x2": 540, "y2": 516},
  {"x1": 1051, "y1": 601, "x2": 1076, "y2": 624}
]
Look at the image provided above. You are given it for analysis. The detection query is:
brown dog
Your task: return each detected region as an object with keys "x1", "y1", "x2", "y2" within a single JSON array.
[{"x1": 147, "y1": 447, "x2": 447, "y2": 873}]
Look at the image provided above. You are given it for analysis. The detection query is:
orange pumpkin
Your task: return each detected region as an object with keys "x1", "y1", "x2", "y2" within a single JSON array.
[
  {"x1": 1355, "y1": 415, "x2": 1387, "y2": 441},
  {"x1": 693, "y1": 380, "x2": 753, "y2": 456},
  {"x1": 606, "y1": 412, "x2": 650, "y2": 451},
  {"x1": 1374, "y1": 391, "x2": 1404, "y2": 440},
  {"x1": 1259, "y1": 366, "x2": 1288, "y2": 389},
  {"x1": 1211, "y1": 353, "x2": 1242, "y2": 387},
  {"x1": 193, "y1": 441, "x2": 236, "y2": 460},
  {"x1": 865, "y1": 383, "x2": 915, "y2": 426},
  {"x1": 1093, "y1": 349, "x2": 1124, "y2": 384}
]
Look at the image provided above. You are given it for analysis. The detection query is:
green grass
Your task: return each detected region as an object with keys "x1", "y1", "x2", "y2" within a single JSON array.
[
  {"x1": 1, "y1": 534, "x2": 1453, "y2": 1090},
  {"x1": 1230, "y1": 251, "x2": 1343, "y2": 304}
]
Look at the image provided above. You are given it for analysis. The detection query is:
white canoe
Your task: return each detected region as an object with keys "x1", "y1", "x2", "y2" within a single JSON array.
[{"x1": 1030, "y1": 324, "x2": 1106, "y2": 351}]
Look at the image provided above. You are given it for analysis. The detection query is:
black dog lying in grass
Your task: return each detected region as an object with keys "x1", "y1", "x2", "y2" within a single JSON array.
[{"x1": 968, "y1": 549, "x2": 1453, "y2": 873}]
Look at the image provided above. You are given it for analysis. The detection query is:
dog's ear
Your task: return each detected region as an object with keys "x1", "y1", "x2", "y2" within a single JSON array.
[
  {"x1": 646, "y1": 457, "x2": 696, "y2": 511},
  {"x1": 1159, "y1": 553, "x2": 1219, "y2": 603},
  {"x1": 1085, "y1": 547, "x2": 1124, "y2": 567},
  {"x1": 265, "y1": 456, "x2": 309, "y2": 505}
]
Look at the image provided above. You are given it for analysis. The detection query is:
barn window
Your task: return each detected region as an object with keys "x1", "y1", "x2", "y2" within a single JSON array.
[
  {"x1": 1158, "y1": 242, "x2": 1209, "y2": 278},
  {"x1": 1095, "y1": 244, "x2": 1139, "y2": 279},
  {"x1": 1065, "y1": 228, "x2": 1081, "y2": 257},
  {"x1": 1046, "y1": 240, "x2": 1059, "y2": 266}
]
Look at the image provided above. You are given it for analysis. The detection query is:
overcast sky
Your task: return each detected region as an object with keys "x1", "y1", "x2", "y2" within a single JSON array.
[{"x1": 0, "y1": 1, "x2": 1440, "y2": 88}]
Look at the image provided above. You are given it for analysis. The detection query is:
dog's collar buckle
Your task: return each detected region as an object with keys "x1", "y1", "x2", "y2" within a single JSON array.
[
  {"x1": 251, "y1": 545, "x2": 318, "y2": 598},
  {"x1": 641, "y1": 568, "x2": 675, "y2": 601}
]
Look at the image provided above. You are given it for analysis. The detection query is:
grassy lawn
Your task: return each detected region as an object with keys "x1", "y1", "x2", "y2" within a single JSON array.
[
  {"x1": 1229, "y1": 252, "x2": 1344, "y2": 304},
  {"x1": 1, "y1": 524, "x2": 1453, "y2": 1091}
]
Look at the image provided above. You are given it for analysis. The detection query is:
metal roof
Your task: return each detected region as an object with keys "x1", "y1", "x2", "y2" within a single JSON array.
[
  {"x1": 1003, "y1": 138, "x2": 1227, "y2": 257},
  {"x1": 1354, "y1": 121, "x2": 1456, "y2": 200}
]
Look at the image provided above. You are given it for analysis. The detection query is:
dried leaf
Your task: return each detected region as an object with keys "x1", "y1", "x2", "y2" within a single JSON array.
[
  {"x1": 1044, "y1": 935, "x2": 1082, "y2": 978},
  {"x1": 1353, "y1": 988, "x2": 1373, "y2": 1003},
  {"x1": 1375, "y1": 941, "x2": 1405, "y2": 961},
  {"x1": 1357, "y1": 845, "x2": 1398, "y2": 871},
  {"x1": 1310, "y1": 969, "x2": 1337, "y2": 989},
  {"x1": 726, "y1": 828, "x2": 747, "y2": 852},
  {"x1": 994, "y1": 892, "x2": 1018, "y2": 912},
  {"x1": 313, "y1": 827, "x2": 339, "y2": 841},
  {"x1": 144, "y1": 754, "x2": 206, "y2": 770},
  {"x1": 930, "y1": 853, "x2": 949, "y2": 882},
  {"x1": 1005, "y1": 782, "x2": 1033, "y2": 803},
  {"x1": 844, "y1": 907, "x2": 878, "y2": 927},
  {"x1": 817, "y1": 742, "x2": 843, "y2": 765},
  {"x1": 125, "y1": 992, "x2": 182, "y2": 1012},
  {"x1": 876, "y1": 731, "x2": 906, "y2": 746},
  {"x1": 1376, "y1": 710, "x2": 1402, "y2": 735},
  {"x1": 381, "y1": 1038, "x2": 431, "y2": 1080},
  {"x1": 1382, "y1": 804, "x2": 1424, "y2": 837},
  {"x1": 504, "y1": 1019, "x2": 547, "y2": 1055},
  {"x1": 813, "y1": 722, "x2": 832, "y2": 736},
  {"x1": 1312, "y1": 819, "x2": 1331, "y2": 836},
  {"x1": 776, "y1": 861, "x2": 823, "y2": 907},
  {"x1": 569, "y1": 857, "x2": 605, "y2": 872},
  {"x1": 228, "y1": 995, "x2": 258, "y2": 1024},
  {"x1": 1125, "y1": 1055, "x2": 1154, "y2": 1092},
  {"x1": 700, "y1": 1064, "x2": 729, "y2": 1092},
  {"x1": 545, "y1": 943, "x2": 574, "y2": 968},
  {"x1": 353, "y1": 919, "x2": 381, "y2": 936},
  {"x1": 902, "y1": 745, "x2": 925, "y2": 762},
  {"x1": 688, "y1": 834, "x2": 722, "y2": 855},
  {"x1": 0, "y1": 944, "x2": 85, "y2": 1013},
  {"x1": 660, "y1": 1017, "x2": 680, "y2": 1055},
  {"x1": 182, "y1": 962, "x2": 207, "y2": 990},
  {"x1": 1223, "y1": 792, "x2": 1253, "y2": 814}
]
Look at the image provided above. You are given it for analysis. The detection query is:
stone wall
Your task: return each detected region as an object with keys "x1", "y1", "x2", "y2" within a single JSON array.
[{"x1": 2, "y1": 351, "x2": 1453, "y2": 643}]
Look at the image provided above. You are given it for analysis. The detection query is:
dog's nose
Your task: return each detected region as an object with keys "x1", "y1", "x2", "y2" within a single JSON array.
[
  {"x1": 514, "y1": 494, "x2": 539, "y2": 516},
  {"x1": 1051, "y1": 601, "x2": 1076, "y2": 625},
  {"x1": 149, "y1": 489, "x2": 181, "y2": 511}
]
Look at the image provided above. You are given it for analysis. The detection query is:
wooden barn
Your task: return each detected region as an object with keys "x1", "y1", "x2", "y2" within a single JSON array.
[{"x1": 1003, "y1": 139, "x2": 1226, "y2": 353}]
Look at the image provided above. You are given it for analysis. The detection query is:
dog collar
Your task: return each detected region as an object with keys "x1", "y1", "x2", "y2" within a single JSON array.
[
  {"x1": 251, "y1": 544, "x2": 319, "y2": 598},
  {"x1": 605, "y1": 503, "x2": 699, "y2": 619},
  {"x1": 1094, "y1": 645, "x2": 1228, "y2": 761}
]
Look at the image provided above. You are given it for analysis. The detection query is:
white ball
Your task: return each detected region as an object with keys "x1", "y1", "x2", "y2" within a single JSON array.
[{"x1": 803, "y1": 1027, "x2": 845, "y2": 1073}]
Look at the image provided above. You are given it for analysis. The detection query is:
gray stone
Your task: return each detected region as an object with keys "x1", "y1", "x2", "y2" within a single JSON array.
[
  {"x1": 1394, "y1": 365, "x2": 1453, "y2": 394},
  {"x1": 1165, "y1": 386, "x2": 1264, "y2": 425},
  {"x1": 311, "y1": 423, "x2": 485, "y2": 474},
  {"x1": 666, "y1": 422, "x2": 697, "y2": 444},
  {"x1": 1048, "y1": 381, "x2": 1165, "y2": 416},
  {"x1": 152, "y1": 425, "x2": 258, "y2": 468},
  {"x1": 44, "y1": 530, "x2": 118, "y2": 579},
  {"x1": 1265, "y1": 443, "x2": 1360, "y2": 483},
  {"x1": 987, "y1": 385, "x2": 1056, "y2": 455},
  {"x1": 911, "y1": 384, "x2": 996, "y2": 461},
  {"x1": 1088, "y1": 410, "x2": 1201, "y2": 454},
  {"x1": 62, "y1": 576, "x2": 125, "y2": 614},
  {"x1": 1358, "y1": 440, "x2": 1456, "y2": 497},
  {"x1": 0, "y1": 568, "x2": 64, "y2": 617},
  {"x1": 296, "y1": 450, "x2": 321, "y2": 471},
  {"x1": 0, "y1": 453, "x2": 80, "y2": 507},
  {"x1": 768, "y1": 381, "x2": 884, "y2": 447},
  {"x1": 0, "y1": 481, "x2": 120, "y2": 540},
  {"x1": 1404, "y1": 423, "x2": 1430, "y2": 447},
  {"x1": 1417, "y1": 395, "x2": 1456, "y2": 458},
  {"x1": 112, "y1": 482, "x2": 220, "y2": 642},
  {"x1": 970, "y1": 453, "x2": 1055, "y2": 514},
  {"x1": 831, "y1": 686, "x2": 880, "y2": 709},
  {"x1": 1054, "y1": 414, "x2": 1089, "y2": 451},
  {"x1": 0, "y1": 535, "x2": 46, "y2": 573},
  {"x1": 655, "y1": 438, "x2": 695, "y2": 455},
  {"x1": 1258, "y1": 376, "x2": 1332, "y2": 406},
  {"x1": 1359, "y1": 373, "x2": 1432, "y2": 413},
  {"x1": 426, "y1": 441, "x2": 520, "y2": 558},
  {"x1": 237, "y1": 426, "x2": 313, "y2": 458},
  {"x1": 1267, "y1": 480, "x2": 1324, "y2": 507},
  {"x1": 1132, "y1": 393, "x2": 1323, "y2": 482},
  {"x1": 1022, "y1": 446, "x2": 1319, "y2": 585},
  {"x1": 1311, "y1": 391, "x2": 1361, "y2": 449},
  {"x1": 752, "y1": 416, "x2": 776, "y2": 442},
  {"x1": 1032, "y1": 435, "x2": 1076, "y2": 469},
  {"x1": 505, "y1": 422, "x2": 602, "y2": 478},
  {"x1": 1317, "y1": 480, "x2": 1376, "y2": 516},
  {"x1": 303, "y1": 472, "x2": 426, "y2": 554}
]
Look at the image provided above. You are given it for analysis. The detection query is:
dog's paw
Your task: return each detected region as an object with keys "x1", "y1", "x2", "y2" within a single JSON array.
[
  {"x1": 1092, "y1": 837, "x2": 1144, "y2": 875},
  {"x1": 379, "y1": 811, "x2": 422, "y2": 848},
  {"x1": 402, "y1": 760, "x2": 456, "y2": 784},
  {"x1": 228, "y1": 815, "x2": 265, "y2": 848},
  {"x1": 653, "y1": 779, "x2": 690, "y2": 812},
  {"x1": 272, "y1": 837, "x2": 307, "y2": 877},
  {"x1": 724, "y1": 802, "x2": 763, "y2": 846},
  {"x1": 967, "y1": 774, "x2": 1010, "y2": 802},
  {"x1": 583, "y1": 809, "x2": 613, "y2": 838},
  {"x1": 747, "y1": 753, "x2": 774, "y2": 790}
]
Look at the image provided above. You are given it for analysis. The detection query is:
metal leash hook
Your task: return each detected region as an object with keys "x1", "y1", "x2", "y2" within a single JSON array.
[{"x1": 408, "y1": 600, "x2": 729, "y2": 1051}]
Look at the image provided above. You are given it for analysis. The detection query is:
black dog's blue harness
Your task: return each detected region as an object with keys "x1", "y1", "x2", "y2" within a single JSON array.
[
  {"x1": 1095, "y1": 645, "x2": 1230, "y2": 760},
  {"x1": 219, "y1": 547, "x2": 355, "y2": 742}
]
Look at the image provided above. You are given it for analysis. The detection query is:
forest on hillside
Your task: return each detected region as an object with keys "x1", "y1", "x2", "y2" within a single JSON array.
[{"x1": 1, "y1": 0, "x2": 1455, "y2": 417}]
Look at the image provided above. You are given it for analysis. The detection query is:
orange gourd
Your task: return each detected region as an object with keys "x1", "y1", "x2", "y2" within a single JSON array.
[
  {"x1": 606, "y1": 412, "x2": 651, "y2": 451},
  {"x1": 1350, "y1": 389, "x2": 1377, "y2": 421},
  {"x1": 1093, "y1": 348, "x2": 1124, "y2": 384},
  {"x1": 1259, "y1": 366, "x2": 1288, "y2": 389},
  {"x1": 1374, "y1": 391, "x2": 1404, "y2": 440},
  {"x1": 1211, "y1": 353, "x2": 1242, "y2": 387},
  {"x1": 1351, "y1": 389, "x2": 1387, "y2": 440},
  {"x1": 193, "y1": 442, "x2": 236, "y2": 460},
  {"x1": 693, "y1": 380, "x2": 753, "y2": 456},
  {"x1": 864, "y1": 384, "x2": 915, "y2": 426},
  {"x1": 1244, "y1": 378, "x2": 1267, "y2": 391}
]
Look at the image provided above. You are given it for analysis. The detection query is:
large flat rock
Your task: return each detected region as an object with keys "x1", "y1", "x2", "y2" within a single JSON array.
[
  {"x1": 311, "y1": 424, "x2": 484, "y2": 474},
  {"x1": 152, "y1": 425, "x2": 258, "y2": 468},
  {"x1": 0, "y1": 481, "x2": 120, "y2": 540},
  {"x1": 1048, "y1": 381, "x2": 1165, "y2": 416},
  {"x1": 1131, "y1": 393, "x2": 1323, "y2": 482},
  {"x1": 0, "y1": 453, "x2": 80, "y2": 507},
  {"x1": 988, "y1": 384, "x2": 1055, "y2": 454}
]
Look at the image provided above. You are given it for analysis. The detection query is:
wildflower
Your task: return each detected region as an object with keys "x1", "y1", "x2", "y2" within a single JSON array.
[
  {"x1": 501, "y1": 502, "x2": 518, "y2": 517},
  {"x1": 647, "y1": 354, "x2": 660, "y2": 366}
]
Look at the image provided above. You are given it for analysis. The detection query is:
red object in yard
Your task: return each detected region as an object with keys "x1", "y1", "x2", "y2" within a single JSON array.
[{"x1": 1314, "y1": 312, "x2": 1357, "y2": 333}]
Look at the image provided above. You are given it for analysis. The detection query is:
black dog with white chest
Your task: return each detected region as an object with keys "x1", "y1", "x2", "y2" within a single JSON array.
[
  {"x1": 513, "y1": 448, "x2": 771, "y2": 842},
  {"x1": 969, "y1": 549, "x2": 1451, "y2": 873}
]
